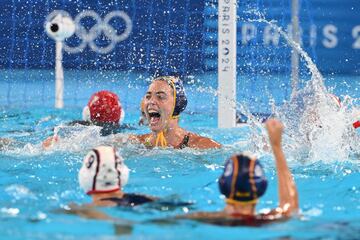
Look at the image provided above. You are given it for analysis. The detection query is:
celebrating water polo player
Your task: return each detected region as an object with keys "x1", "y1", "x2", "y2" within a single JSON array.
[
  {"x1": 173, "y1": 119, "x2": 298, "y2": 226},
  {"x1": 130, "y1": 76, "x2": 221, "y2": 149}
]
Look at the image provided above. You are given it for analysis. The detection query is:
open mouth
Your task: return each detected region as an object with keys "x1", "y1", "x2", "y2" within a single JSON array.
[{"x1": 148, "y1": 110, "x2": 161, "y2": 125}]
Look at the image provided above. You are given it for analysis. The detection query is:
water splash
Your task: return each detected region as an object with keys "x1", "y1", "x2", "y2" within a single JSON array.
[
  {"x1": 5, "y1": 184, "x2": 37, "y2": 200},
  {"x1": 194, "y1": 84, "x2": 267, "y2": 154},
  {"x1": 247, "y1": 15, "x2": 360, "y2": 162}
]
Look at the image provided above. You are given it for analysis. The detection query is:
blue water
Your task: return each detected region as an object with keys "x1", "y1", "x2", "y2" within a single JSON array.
[{"x1": 0, "y1": 70, "x2": 359, "y2": 239}]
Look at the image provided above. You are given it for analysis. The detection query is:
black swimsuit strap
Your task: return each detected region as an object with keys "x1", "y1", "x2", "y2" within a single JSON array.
[
  {"x1": 178, "y1": 134, "x2": 190, "y2": 149},
  {"x1": 100, "y1": 193, "x2": 154, "y2": 206}
]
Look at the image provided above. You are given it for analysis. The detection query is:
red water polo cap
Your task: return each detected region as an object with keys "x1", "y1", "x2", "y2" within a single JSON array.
[
  {"x1": 353, "y1": 120, "x2": 360, "y2": 129},
  {"x1": 88, "y1": 91, "x2": 121, "y2": 123}
]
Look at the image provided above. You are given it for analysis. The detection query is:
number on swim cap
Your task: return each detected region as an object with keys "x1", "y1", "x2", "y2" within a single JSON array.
[{"x1": 85, "y1": 151, "x2": 96, "y2": 169}]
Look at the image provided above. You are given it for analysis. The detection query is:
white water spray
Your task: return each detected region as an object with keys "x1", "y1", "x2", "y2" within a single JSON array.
[{"x1": 247, "y1": 16, "x2": 360, "y2": 162}]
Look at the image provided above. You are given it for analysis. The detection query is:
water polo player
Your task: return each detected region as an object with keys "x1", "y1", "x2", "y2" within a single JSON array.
[
  {"x1": 79, "y1": 90, "x2": 125, "y2": 135},
  {"x1": 63, "y1": 145, "x2": 192, "y2": 220},
  {"x1": 132, "y1": 76, "x2": 221, "y2": 149},
  {"x1": 78, "y1": 146, "x2": 156, "y2": 207},
  {"x1": 42, "y1": 90, "x2": 129, "y2": 148},
  {"x1": 174, "y1": 119, "x2": 299, "y2": 226}
]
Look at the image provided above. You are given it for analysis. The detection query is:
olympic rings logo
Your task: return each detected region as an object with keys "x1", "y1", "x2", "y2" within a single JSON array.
[{"x1": 46, "y1": 10, "x2": 132, "y2": 54}]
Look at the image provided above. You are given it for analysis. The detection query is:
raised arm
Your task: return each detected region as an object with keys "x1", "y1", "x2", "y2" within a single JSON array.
[{"x1": 266, "y1": 119, "x2": 299, "y2": 216}]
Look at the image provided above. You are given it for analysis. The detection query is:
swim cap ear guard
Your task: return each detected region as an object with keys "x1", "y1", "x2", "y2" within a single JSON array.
[
  {"x1": 78, "y1": 146, "x2": 129, "y2": 195},
  {"x1": 218, "y1": 152, "x2": 267, "y2": 204},
  {"x1": 172, "y1": 79, "x2": 187, "y2": 117},
  {"x1": 82, "y1": 106, "x2": 91, "y2": 122},
  {"x1": 119, "y1": 108, "x2": 125, "y2": 125}
]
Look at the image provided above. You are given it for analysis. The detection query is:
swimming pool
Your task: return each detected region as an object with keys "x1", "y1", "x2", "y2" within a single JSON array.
[{"x1": 0, "y1": 70, "x2": 359, "y2": 239}]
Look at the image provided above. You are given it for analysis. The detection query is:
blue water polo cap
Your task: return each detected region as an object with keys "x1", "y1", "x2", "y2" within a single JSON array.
[
  {"x1": 218, "y1": 152, "x2": 268, "y2": 204},
  {"x1": 154, "y1": 76, "x2": 187, "y2": 117}
]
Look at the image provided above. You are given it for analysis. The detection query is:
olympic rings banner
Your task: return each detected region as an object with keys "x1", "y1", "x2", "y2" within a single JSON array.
[
  {"x1": 46, "y1": 10, "x2": 133, "y2": 54},
  {"x1": 0, "y1": 0, "x2": 360, "y2": 74},
  {"x1": 1, "y1": 0, "x2": 205, "y2": 74}
]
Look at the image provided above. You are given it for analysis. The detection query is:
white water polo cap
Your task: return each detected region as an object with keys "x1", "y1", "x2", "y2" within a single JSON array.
[{"x1": 79, "y1": 146, "x2": 129, "y2": 195}]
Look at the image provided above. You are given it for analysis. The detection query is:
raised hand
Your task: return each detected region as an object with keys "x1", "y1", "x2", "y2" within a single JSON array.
[{"x1": 265, "y1": 118, "x2": 284, "y2": 149}]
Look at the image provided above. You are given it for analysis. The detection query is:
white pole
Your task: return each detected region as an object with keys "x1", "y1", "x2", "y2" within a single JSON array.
[
  {"x1": 55, "y1": 41, "x2": 64, "y2": 109},
  {"x1": 218, "y1": 0, "x2": 237, "y2": 128},
  {"x1": 291, "y1": 0, "x2": 300, "y2": 95}
]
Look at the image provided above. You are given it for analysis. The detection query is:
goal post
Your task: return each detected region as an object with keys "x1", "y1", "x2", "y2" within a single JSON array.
[
  {"x1": 291, "y1": 0, "x2": 300, "y2": 96},
  {"x1": 218, "y1": 0, "x2": 237, "y2": 128},
  {"x1": 217, "y1": 0, "x2": 300, "y2": 127}
]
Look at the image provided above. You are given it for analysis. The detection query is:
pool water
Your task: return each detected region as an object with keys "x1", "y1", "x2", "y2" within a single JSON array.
[{"x1": 0, "y1": 71, "x2": 359, "y2": 239}]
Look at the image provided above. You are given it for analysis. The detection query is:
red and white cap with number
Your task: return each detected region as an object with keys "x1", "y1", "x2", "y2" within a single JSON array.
[{"x1": 78, "y1": 146, "x2": 129, "y2": 195}]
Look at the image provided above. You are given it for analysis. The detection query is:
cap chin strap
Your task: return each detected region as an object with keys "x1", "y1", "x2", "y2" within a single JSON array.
[
  {"x1": 155, "y1": 78, "x2": 178, "y2": 148},
  {"x1": 168, "y1": 79, "x2": 177, "y2": 119},
  {"x1": 155, "y1": 131, "x2": 168, "y2": 147},
  {"x1": 225, "y1": 198, "x2": 258, "y2": 205}
]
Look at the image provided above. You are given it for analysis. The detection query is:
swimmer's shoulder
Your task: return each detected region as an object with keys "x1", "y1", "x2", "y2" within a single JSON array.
[
  {"x1": 260, "y1": 207, "x2": 297, "y2": 220},
  {"x1": 131, "y1": 133, "x2": 153, "y2": 147},
  {"x1": 112, "y1": 133, "x2": 152, "y2": 147},
  {"x1": 129, "y1": 133, "x2": 151, "y2": 143},
  {"x1": 135, "y1": 133, "x2": 151, "y2": 142},
  {"x1": 186, "y1": 132, "x2": 221, "y2": 149}
]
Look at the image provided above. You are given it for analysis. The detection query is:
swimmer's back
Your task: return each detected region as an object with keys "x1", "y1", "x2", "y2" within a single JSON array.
[
  {"x1": 175, "y1": 211, "x2": 289, "y2": 227},
  {"x1": 101, "y1": 193, "x2": 155, "y2": 207},
  {"x1": 67, "y1": 120, "x2": 137, "y2": 136}
]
